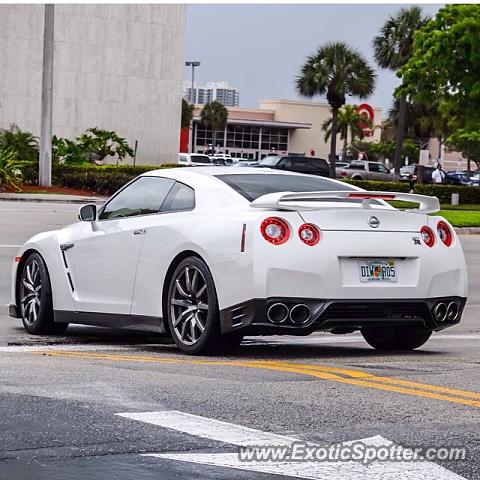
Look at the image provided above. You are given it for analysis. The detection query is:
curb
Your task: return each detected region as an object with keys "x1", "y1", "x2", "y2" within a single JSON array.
[
  {"x1": 0, "y1": 194, "x2": 107, "y2": 205},
  {"x1": 455, "y1": 227, "x2": 480, "y2": 235}
]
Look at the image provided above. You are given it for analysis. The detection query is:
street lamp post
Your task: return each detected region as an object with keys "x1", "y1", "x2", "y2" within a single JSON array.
[
  {"x1": 185, "y1": 61, "x2": 200, "y2": 153},
  {"x1": 39, "y1": 4, "x2": 54, "y2": 187}
]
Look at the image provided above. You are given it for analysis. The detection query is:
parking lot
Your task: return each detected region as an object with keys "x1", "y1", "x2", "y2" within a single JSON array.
[{"x1": 0, "y1": 200, "x2": 479, "y2": 479}]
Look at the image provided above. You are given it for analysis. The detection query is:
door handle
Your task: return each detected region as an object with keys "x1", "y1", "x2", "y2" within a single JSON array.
[{"x1": 133, "y1": 229, "x2": 146, "y2": 235}]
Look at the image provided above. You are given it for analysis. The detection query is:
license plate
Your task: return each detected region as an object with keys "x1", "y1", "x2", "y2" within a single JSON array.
[{"x1": 359, "y1": 259, "x2": 397, "y2": 283}]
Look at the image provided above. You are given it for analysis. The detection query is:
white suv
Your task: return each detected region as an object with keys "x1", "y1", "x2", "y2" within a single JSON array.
[{"x1": 178, "y1": 154, "x2": 212, "y2": 166}]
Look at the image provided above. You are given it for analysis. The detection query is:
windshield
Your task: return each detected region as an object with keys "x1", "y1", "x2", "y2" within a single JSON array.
[
  {"x1": 258, "y1": 156, "x2": 280, "y2": 167},
  {"x1": 215, "y1": 173, "x2": 355, "y2": 201},
  {"x1": 191, "y1": 155, "x2": 211, "y2": 164}
]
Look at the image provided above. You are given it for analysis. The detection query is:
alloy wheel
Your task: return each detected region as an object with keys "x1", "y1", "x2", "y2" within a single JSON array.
[
  {"x1": 170, "y1": 266, "x2": 209, "y2": 346},
  {"x1": 20, "y1": 260, "x2": 42, "y2": 326}
]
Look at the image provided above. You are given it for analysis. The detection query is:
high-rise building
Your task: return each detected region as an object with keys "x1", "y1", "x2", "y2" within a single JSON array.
[
  {"x1": 183, "y1": 81, "x2": 240, "y2": 107},
  {"x1": 0, "y1": 4, "x2": 186, "y2": 165}
]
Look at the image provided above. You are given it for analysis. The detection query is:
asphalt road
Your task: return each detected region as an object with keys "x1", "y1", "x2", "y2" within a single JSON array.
[{"x1": 0, "y1": 201, "x2": 479, "y2": 480}]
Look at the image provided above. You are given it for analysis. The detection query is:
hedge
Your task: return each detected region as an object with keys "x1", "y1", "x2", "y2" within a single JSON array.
[
  {"x1": 345, "y1": 179, "x2": 480, "y2": 204},
  {"x1": 21, "y1": 164, "x2": 480, "y2": 203},
  {"x1": 23, "y1": 163, "x2": 182, "y2": 195}
]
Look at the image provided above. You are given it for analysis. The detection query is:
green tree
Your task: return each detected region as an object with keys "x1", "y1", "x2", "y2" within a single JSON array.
[
  {"x1": 53, "y1": 128, "x2": 134, "y2": 165},
  {"x1": 388, "y1": 98, "x2": 449, "y2": 151},
  {"x1": 446, "y1": 130, "x2": 480, "y2": 174},
  {"x1": 0, "y1": 124, "x2": 39, "y2": 163},
  {"x1": 0, "y1": 146, "x2": 26, "y2": 192},
  {"x1": 322, "y1": 105, "x2": 371, "y2": 161},
  {"x1": 200, "y1": 101, "x2": 228, "y2": 155},
  {"x1": 373, "y1": 6, "x2": 431, "y2": 174},
  {"x1": 181, "y1": 98, "x2": 194, "y2": 129},
  {"x1": 296, "y1": 42, "x2": 375, "y2": 178},
  {"x1": 399, "y1": 5, "x2": 480, "y2": 158},
  {"x1": 76, "y1": 128, "x2": 134, "y2": 164}
]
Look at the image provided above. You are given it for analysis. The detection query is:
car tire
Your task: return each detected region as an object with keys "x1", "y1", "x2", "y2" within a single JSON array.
[
  {"x1": 167, "y1": 256, "x2": 225, "y2": 355},
  {"x1": 352, "y1": 175, "x2": 363, "y2": 180},
  {"x1": 361, "y1": 326, "x2": 432, "y2": 351},
  {"x1": 19, "y1": 252, "x2": 69, "y2": 335}
]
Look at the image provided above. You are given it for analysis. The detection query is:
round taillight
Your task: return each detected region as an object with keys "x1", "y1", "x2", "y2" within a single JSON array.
[
  {"x1": 260, "y1": 217, "x2": 290, "y2": 245},
  {"x1": 437, "y1": 220, "x2": 453, "y2": 247},
  {"x1": 420, "y1": 225, "x2": 435, "y2": 248},
  {"x1": 298, "y1": 223, "x2": 321, "y2": 246}
]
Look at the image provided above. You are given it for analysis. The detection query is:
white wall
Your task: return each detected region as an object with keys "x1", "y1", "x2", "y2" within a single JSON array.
[{"x1": 0, "y1": 4, "x2": 186, "y2": 165}]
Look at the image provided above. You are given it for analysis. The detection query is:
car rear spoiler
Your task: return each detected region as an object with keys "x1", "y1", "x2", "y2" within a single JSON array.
[{"x1": 250, "y1": 191, "x2": 440, "y2": 214}]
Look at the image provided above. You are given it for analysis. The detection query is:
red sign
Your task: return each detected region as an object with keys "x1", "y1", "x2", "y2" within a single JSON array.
[{"x1": 357, "y1": 103, "x2": 375, "y2": 137}]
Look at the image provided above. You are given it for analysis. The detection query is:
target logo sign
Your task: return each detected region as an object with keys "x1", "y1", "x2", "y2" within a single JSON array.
[{"x1": 357, "y1": 103, "x2": 374, "y2": 137}]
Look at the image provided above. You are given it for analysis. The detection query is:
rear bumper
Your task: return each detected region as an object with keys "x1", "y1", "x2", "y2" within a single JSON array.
[{"x1": 220, "y1": 296, "x2": 467, "y2": 335}]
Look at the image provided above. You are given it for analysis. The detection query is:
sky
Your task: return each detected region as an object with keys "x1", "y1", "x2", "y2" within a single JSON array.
[{"x1": 184, "y1": 4, "x2": 441, "y2": 117}]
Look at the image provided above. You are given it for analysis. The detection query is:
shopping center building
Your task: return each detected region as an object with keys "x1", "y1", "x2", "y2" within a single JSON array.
[{"x1": 186, "y1": 100, "x2": 382, "y2": 160}]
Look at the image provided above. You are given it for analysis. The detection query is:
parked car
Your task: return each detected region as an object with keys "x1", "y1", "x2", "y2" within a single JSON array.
[
  {"x1": 211, "y1": 154, "x2": 235, "y2": 166},
  {"x1": 9, "y1": 167, "x2": 466, "y2": 354},
  {"x1": 178, "y1": 153, "x2": 212, "y2": 166},
  {"x1": 257, "y1": 155, "x2": 330, "y2": 177},
  {"x1": 399, "y1": 165, "x2": 435, "y2": 185},
  {"x1": 337, "y1": 160, "x2": 394, "y2": 181},
  {"x1": 445, "y1": 172, "x2": 472, "y2": 186}
]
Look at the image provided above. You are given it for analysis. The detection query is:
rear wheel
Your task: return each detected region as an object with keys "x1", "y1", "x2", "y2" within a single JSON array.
[
  {"x1": 19, "y1": 252, "x2": 68, "y2": 335},
  {"x1": 167, "y1": 256, "x2": 228, "y2": 355},
  {"x1": 361, "y1": 326, "x2": 432, "y2": 351}
]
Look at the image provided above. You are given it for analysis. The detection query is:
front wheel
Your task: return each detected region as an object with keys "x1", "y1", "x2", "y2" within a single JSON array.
[
  {"x1": 19, "y1": 252, "x2": 68, "y2": 335},
  {"x1": 167, "y1": 256, "x2": 223, "y2": 355},
  {"x1": 361, "y1": 326, "x2": 432, "y2": 351}
]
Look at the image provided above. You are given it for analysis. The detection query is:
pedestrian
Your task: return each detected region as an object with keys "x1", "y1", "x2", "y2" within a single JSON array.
[{"x1": 432, "y1": 163, "x2": 446, "y2": 184}]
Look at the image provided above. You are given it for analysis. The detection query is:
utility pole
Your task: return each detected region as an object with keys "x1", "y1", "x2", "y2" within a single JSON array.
[
  {"x1": 39, "y1": 4, "x2": 54, "y2": 187},
  {"x1": 185, "y1": 61, "x2": 200, "y2": 153}
]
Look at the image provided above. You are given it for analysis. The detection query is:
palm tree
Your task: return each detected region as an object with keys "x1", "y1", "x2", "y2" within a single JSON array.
[
  {"x1": 322, "y1": 105, "x2": 370, "y2": 161},
  {"x1": 373, "y1": 6, "x2": 431, "y2": 175},
  {"x1": 181, "y1": 98, "x2": 194, "y2": 129},
  {"x1": 200, "y1": 101, "x2": 228, "y2": 155},
  {"x1": 297, "y1": 42, "x2": 376, "y2": 178}
]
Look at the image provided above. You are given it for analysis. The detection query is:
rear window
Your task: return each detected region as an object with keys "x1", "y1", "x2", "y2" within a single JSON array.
[
  {"x1": 191, "y1": 155, "x2": 211, "y2": 164},
  {"x1": 215, "y1": 173, "x2": 354, "y2": 201},
  {"x1": 258, "y1": 156, "x2": 280, "y2": 167}
]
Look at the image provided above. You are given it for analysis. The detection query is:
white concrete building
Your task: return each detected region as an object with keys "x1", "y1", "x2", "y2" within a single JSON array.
[
  {"x1": 184, "y1": 81, "x2": 240, "y2": 107},
  {"x1": 0, "y1": 4, "x2": 186, "y2": 165}
]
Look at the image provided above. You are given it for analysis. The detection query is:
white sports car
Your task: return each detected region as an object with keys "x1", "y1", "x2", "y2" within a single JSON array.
[{"x1": 9, "y1": 167, "x2": 467, "y2": 354}]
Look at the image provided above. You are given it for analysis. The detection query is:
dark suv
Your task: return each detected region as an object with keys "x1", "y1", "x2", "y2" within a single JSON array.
[
  {"x1": 257, "y1": 155, "x2": 330, "y2": 177},
  {"x1": 399, "y1": 165, "x2": 435, "y2": 185}
]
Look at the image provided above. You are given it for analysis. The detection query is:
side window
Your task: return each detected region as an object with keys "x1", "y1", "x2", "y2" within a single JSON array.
[
  {"x1": 277, "y1": 158, "x2": 292, "y2": 170},
  {"x1": 99, "y1": 177, "x2": 175, "y2": 220},
  {"x1": 292, "y1": 159, "x2": 307, "y2": 172},
  {"x1": 368, "y1": 162, "x2": 380, "y2": 172},
  {"x1": 161, "y1": 182, "x2": 195, "y2": 212},
  {"x1": 378, "y1": 164, "x2": 389, "y2": 173}
]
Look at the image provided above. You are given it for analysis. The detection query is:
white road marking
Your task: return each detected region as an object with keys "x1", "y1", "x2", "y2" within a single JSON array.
[
  {"x1": 117, "y1": 410, "x2": 300, "y2": 447},
  {"x1": 119, "y1": 411, "x2": 466, "y2": 479},
  {"x1": 0, "y1": 244, "x2": 21, "y2": 248},
  {"x1": 0, "y1": 344, "x2": 133, "y2": 353}
]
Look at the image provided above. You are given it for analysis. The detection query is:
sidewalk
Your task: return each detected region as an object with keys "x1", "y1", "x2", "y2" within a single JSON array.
[{"x1": 0, "y1": 193, "x2": 107, "y2": 204}]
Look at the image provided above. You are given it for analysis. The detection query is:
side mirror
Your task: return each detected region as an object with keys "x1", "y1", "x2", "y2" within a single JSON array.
[{"x1": 78, "y1": 204, "x2": 97, "y2": 222}]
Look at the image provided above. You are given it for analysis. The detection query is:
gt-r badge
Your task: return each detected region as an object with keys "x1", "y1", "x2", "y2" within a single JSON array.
[
  {"x1": 412, "y1": 237, "x2": 421, "y2": 245},
  {"x1": 368, "y1": 216, "x2": 380, "y2": 228}
]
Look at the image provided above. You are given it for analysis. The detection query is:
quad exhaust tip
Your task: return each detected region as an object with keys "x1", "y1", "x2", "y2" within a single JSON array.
[
  {"x1": 433, "y1": 301, "x2": 459, "y2": 323},
  {"x1": 267, "y1": 303, "x2": 289, "y2": 324},
  {"x1": 289, "y1": 304, "x2": 311, "y2": 325},
  {"x1": 446, "y1": 302, "x2": 459, "y2": 322},
  {"x1": 433, "y1": 303, "x2": 447, "y2": 322}
]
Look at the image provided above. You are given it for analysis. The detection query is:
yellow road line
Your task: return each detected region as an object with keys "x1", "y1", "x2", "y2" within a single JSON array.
[
  {"x1": 254, "y1": 361, "x2": 480, "y2": 400},
  {"x1": 36, "y1": 350, "x2": 480, "y2": 408}
]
